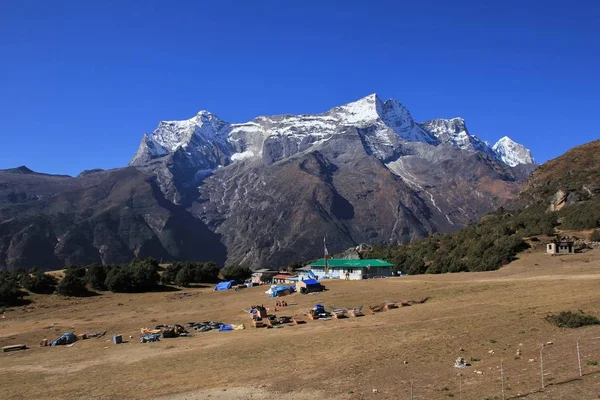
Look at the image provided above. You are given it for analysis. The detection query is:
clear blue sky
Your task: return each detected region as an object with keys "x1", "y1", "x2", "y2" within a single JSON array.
[{"x1": 1, "y1": 1, "x2": 599, "y2": 176}]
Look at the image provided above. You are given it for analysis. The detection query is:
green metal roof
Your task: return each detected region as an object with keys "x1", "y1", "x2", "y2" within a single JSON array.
[{"x1": 309, "y1": 259, "x2": 394, "y2": 268}]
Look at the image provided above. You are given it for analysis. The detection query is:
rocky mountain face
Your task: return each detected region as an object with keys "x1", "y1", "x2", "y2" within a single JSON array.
[{"x1": 0, "y1": 94, "x2": 536, "y2": 270}]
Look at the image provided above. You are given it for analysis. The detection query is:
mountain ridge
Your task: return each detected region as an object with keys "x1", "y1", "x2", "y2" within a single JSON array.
[{"x1": 0, "y1": 94, "x2": 537, "y2": 270}]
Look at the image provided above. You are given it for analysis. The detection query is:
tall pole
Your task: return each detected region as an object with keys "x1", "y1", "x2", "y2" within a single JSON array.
[
  {"x1": 500, "y1": 359, "x2": 505, "y2": 400},
  {"x1": 540, "y1": 344, "x2": 545, "y2": 389},
  {"x1": 576, "y1": 337, "x2": 582, "y2": 377},
  {"x1": 410, "y1": 380, "x2": 414, "y2": 400}
]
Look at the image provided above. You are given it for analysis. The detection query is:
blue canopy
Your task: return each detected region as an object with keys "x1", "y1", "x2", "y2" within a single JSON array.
[
  {"x1": 303, "y1": 279, "x2": 319, "y2": 286},
  {"x1": 215, "y1": 281, "x2": 234, "y2": 291}
]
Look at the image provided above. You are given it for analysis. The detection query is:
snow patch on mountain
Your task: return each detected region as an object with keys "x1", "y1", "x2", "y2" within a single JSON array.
[{"x1": 231, "y1": 150, "x2": 255, "y2": 161}]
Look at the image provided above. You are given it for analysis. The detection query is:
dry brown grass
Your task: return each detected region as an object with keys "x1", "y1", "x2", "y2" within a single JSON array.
[{"x1": 1, "y1": 250, "x2": 600, "y2": 399}]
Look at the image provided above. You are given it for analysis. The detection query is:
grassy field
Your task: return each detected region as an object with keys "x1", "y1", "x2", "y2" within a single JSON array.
[{"x1": 1, "y1": 249, "x2": 600, "y2": 400}]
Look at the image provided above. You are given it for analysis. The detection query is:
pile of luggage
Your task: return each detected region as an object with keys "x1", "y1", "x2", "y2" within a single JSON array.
[
  {"x1": 186, "y1": 321, "x2": 225, "y2": 332},
  {"x1": 140, "y1": 324, "x2": 189, "y2": 341}
]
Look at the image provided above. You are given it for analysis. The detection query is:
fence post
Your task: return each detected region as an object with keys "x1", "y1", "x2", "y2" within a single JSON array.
[
  {"x1": 540, "y1": 344, "x2": 545, "y2": 389},
  {"x1": 459, "y1": 374, "x2": 462, "y2": 400},
  {"x1": 576, "y1": 337, "x2": 582, "y2": 378},
  {"x1": 410, "y1": 380, "x2": 414, "y2": 400},
  {"x1": 501, "y1": 359, "x2": 505, "y2": 400}
]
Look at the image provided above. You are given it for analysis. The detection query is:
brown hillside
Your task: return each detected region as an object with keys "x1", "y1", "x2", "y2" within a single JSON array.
[
  {"x1": 1, "y1": 250, "x2": 599, "y2": 399},
  {"x1": 519, "y1": 139, "x2": 600, "y2": 205}
]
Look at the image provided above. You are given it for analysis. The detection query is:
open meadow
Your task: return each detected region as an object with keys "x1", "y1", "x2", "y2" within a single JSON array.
[{"x1": 1, "y1": 249, "x2": 600, "y2": 400}]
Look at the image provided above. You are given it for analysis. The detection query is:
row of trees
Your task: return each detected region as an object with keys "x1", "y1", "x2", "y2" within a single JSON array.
[
  {"x1": 160, "y1": 262, "x2": 252, "y2": 287},
  {"x1": 1, "y1": 259, "x2": 255, "y2": 305},
  {"x1": 366, "y1": 208, "x2": 541, "y2": 275}
]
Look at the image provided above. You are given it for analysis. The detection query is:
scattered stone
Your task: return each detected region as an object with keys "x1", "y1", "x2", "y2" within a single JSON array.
[
  {"x1": 372, "y1": 389, "x2": 379, "y2": 393},
  {"x1": 488, "y1": 350, "x2": 495, "y2": 354},
  {"x1": 403, "y1": 360, "x2": 408, "y2": 365},
  {"x1": 455, "y1": 357, "x2": 468, "y2": 368},
  {"x1": 459, "y1": 347, "x2": 465, "y2": 352},
  {"x1": 528, "y1": 358, "x2": 535, "y2": 362},
  {"x1": 516, "y1": 349, "x2": 522, "y2": 356},
  {"x1": 475, "y1": 370, "x2": 484, "y2": 375},
  {"x1": 546, "y1": 341, "x2": 553, "y2": 345}
]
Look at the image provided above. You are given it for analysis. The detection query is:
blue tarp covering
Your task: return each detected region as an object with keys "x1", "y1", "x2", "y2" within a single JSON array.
[
  {"x1": 215, "y1": 281, "x2": 234, "y2": 291},
  {"x1": 50, "y1": 332, "x2": 78, "y2": 346},
  {"x1": 269, "y1": 285, "x2": 295, "y2": 297},
  {"x1": 308, "y1": 271, "x2": 317, "y2": 280},
  {"x1": 303, "y1": 279, "x2": 319, "y2": 286},
  {"x1": 218, "y1": 324, "x2": 233, "y2": 332}
]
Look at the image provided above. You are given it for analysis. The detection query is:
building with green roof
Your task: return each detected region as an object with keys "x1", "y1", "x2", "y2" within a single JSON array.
[{"x1": 304, "y1": 258, "x2": 395, "y2": 280}]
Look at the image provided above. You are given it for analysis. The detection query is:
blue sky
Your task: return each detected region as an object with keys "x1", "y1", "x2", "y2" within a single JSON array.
[{"x1": 1, "y1": 1, "x2": 599, "y2": 176}]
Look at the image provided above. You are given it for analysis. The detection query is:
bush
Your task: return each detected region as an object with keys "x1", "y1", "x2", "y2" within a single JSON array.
[
  {"x1": 104, "y1": 268, "x2": 131, "y2": 293},
  {"x1": 64, "y1": 265, "x2": 86, "y2": 278},
  {"x1": 20, "y1": 269, "x2": 57, "y2": 294},
  {"x1": 590, "y1": 230, "x2": 600, "y2": 242},
  {"x1": 197, "y1": 262, "x2": 219, "y2": 283},
  {"x1": 57, "y1": 270, "x2": 88, "y2": 297},
  {"x1": 0, "y1": 272, "x2": 26, "y2": 306},
  {"x1": 175, "y1": 267, "x2": 194, "y2": 287},
  {"x1": 545, "y1": 311, "x2": 600, "y2": 328},
  {"x1": 85, "y1": 264, "x2": 107, "y2": 291},
  {"x1": 104, "y1": 259, "x2": 159, "y2": 293},
  {"x1": 220, "y1": 265, "x2": 252, "y2": 282},
  {"x1": 161, "y1": 261, "x2": 220, "y2": 285}
]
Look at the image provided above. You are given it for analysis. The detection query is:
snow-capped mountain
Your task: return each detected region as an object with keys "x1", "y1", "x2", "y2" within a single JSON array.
[
  {"x1": 131, "y1": 94, "x2": 534, "y2": 173},
  {"x1": 492, "y1": 136, "x2": 536, "y2": 167},
  {"x1": 125, "y1": 94, "x2": 538, "y2": 268},
  {"x1": 0, "y1": 93, "x2": 539, "y2": 270}
]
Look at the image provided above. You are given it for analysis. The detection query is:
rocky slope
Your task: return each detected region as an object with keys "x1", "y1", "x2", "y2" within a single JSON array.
[{"x1": 0, "y1": 94, "x2": 536, "y2": 269}]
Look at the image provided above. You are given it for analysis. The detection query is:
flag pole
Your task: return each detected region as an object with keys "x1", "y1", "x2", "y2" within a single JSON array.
[{"x1": 324, "y1": 236, "x2": 329, "y2": 276}]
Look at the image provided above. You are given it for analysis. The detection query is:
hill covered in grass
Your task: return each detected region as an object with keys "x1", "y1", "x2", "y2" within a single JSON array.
[{"x1": 366, "y1": 140, "x2": 600, "y2": 274}]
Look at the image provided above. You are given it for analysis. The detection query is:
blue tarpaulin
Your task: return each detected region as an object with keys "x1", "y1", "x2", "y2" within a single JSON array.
[
  {"x1": 50, "y1": 332, "x2": 78, "y2": 346},
  {"x1": 218, "y1": 324, "x2": 233, "y2": 332},
  {"x1": 269, "y1": 285, "x2": 294, "y2": 297},
  {"x1": 302, "y1": 279, "x2": 319, "y2": 286},
  {"x1": 214, "y1": 281, "x2": 234, "y2": 291}
]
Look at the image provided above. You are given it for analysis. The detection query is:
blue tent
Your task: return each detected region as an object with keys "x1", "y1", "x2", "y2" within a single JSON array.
[
  {"x1": 50, "y1": 332, "x2": 78, "y2": 346},
  {"x1": 215, "y1": 281, "x2": 234, "y2": 291},
  {"x1": 269, "y1": 285, "x2": 294, "y2": 297},
  {"x1": 303, "y1": 279, "x2": 319, "y2": 286}
]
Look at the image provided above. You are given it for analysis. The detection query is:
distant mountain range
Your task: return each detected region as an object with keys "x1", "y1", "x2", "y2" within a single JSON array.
[{"x1": 0, "y1": 94, "x2": 536, "y2": 270}]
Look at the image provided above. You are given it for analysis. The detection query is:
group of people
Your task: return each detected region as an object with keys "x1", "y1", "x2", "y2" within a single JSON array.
[{"x1": 275, "y1": 300, "x2": 288, "y2": 307}]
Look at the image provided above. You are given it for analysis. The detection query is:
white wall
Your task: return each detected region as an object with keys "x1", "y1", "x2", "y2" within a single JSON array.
[{"x1": 307, "y1": 267, "x2": 391, "y2": 280}]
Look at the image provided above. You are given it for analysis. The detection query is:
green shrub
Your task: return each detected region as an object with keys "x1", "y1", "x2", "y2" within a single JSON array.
[
  {"x1": 220, "y1": 265, "x2": 252, "y2": 282},
  {"x1": 545, "y1": 311, "x2": 600, "y2": 328},
  {"x1": 590, "y1": 230, "x2": 600, "y2": 242},
  {"x1": 104, "y1": 259, "x2": 159, "y2": 293},
  {"x1": 20, "y1": 269, "x2": 57, "y2": 294},
  {"x1": 174, "y1": 267, "x2": 194, "y2": 287},
  {"x1": 587, "y1": 360, "x2": 599, "y2": 366},
  {"x1": 160, "y1": 261, "x2": 220, "y2": 285},
  {"x1": 57, "y1": 270, "x2": 88, "y2": 297},
  {"x1": 0, "y1": 274, "x2": 26, "y2": 306},
  {"x1": 85, "y1": 264, "x2": 107, "y2": 291}
]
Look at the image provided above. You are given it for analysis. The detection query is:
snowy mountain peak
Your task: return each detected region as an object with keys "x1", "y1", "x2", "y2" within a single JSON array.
[
  {"x1": 333, "y1": 93, "x2": 383, "y2": 125},
  {"x1": 130, "y1": 94, "x2": 535, "y2": 171},
  {"x1": 492, "y1": 136, "x2": 535, "y2": 167}
]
